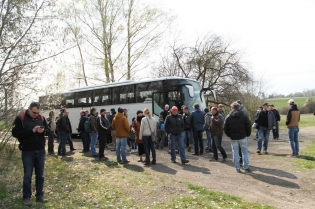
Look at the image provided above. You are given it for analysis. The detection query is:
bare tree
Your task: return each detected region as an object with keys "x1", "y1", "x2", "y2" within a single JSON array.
[
  {"x1": 156, "y1": 34, "x2": 252, "y2": 105},
  {"x1": 0, "y1": 0, "x2": 71, "y2": 153},
  {"x1": 124, "y1": 0, "x2": 170, "y2": 80}
]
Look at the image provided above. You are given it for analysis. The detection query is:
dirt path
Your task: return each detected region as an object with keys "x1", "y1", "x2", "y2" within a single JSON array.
[{"x1": 66, "y1": 127, "x2": 315, "y2": 209}]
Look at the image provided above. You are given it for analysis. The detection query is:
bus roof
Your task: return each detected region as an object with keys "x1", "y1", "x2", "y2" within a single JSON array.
[{"x1": 65, "y1": 77, "x2": 198, "y2": 93}]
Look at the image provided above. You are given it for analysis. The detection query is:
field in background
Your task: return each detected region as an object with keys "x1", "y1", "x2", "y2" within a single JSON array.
[
  {"x1": 265, "y1": 96, "x2": 315, "y2": 108},
  {"x1": 278, "y1": 114, "x2": 314, "y2": 130}
]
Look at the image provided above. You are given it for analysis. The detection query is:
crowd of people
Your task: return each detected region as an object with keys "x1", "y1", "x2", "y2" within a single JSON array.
[{"x1": 12, "y1": 99, "x2": 301, "y2": 206}]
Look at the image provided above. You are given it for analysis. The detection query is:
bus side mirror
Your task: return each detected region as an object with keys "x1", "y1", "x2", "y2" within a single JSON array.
[{"x1": 200, "y1": 88, "x2": 216, "y2": 102}]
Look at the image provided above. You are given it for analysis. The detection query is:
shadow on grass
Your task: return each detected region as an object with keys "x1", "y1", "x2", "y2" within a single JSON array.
[
  {"x1": 297, "y1": 155, "x2": 315, "y2": 161},
  {"x1": 122, "y1": 164, "x2": 145, "y2": 172},
  {"x1": 248, "y1": 173, "x2": 300, "y2": 189},
  {"x1": 250, "y1": 165, "x2": 297, "y2": 179},
  {"x1": 151, "y1": 163, "x2": 177, "y2": 175}
]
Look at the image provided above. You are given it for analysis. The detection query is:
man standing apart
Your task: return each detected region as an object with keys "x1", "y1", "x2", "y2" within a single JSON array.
[
  {"x1": 112, "y1": 107, "x2": 130, "y2": 163},
  {"x1": 209, "y1": 107, "x2": 227, "y2": 162},
  {"x1": 57, "y1": 108, "x2": 71, "y2": 156},
  {"x1": 190, "y1": 103, "x2": 205, "y2": 155},
  {"x1": 224, "y1": 102, "x2": 252, "y2": 173},
  {"x1": 286, "y1": 99, "x2": 300, "y2": 157},
  {"x1": 269, "y1": 104, "x2": 281, "y2": 140},
  {"x1": 89, "y1": 107, "x2": 98, "y2": 157},
  {"x1": 165, "y1": 106, "x2": 189, "y2": 164},
  {"x1": 97, "y1": 109, "x2": 110, "y2": 160},
  {"x1": 254, "y1": 103, "x2": 276, "y2": 154},
  {"x1": 12, "y1": 102, "x2": 49, "y2": 206}
]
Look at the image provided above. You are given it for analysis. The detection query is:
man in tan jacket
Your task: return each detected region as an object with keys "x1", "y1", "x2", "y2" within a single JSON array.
[
  {"x1": 286, "y1": 99, "x2": 300, "y2": 157},
  {"x1": 112, "y1": 107, "x2": 130, "y2": 163}
]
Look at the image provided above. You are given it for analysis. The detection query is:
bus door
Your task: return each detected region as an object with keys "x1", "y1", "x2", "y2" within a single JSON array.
[{"x1": 152, "y1": 90, "x2": 183, "y2": 116}]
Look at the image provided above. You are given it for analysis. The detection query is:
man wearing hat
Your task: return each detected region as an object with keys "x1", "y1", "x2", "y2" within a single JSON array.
[
  {"x1": 165, "y1": 106, "x2": 189, "y2": 164},
  {"x1": 254, "y1": 102, "x2": 276, "y2": 154},
  {"x1": 269, "y1": 104, "x2": 281, "y2": 140},
  {"x1": 97, "y1": 109, "x2": 110, "y2": 160},
  {"x1": 286, "y1": 99, "x2": 300, "y2": 157}
]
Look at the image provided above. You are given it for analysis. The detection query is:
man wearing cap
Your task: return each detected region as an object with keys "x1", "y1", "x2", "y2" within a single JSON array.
[
  {"x1": 254, "y1": 103, "x2": 276, "y2": 154},
  {"x1": 165, "y1": 106, "x2": 189, "y2": 164},
  {"x1": 112, "y1": 107, "x2": 130, "y2": 163},
  {"x1": 97, "y1": 109, "x2": 110, "y2": 160},
  {"x1": 190, "y1": 103, "x2": 205, "y2": 155},
  {"x1": 286, "y1": 99, "x2": 300, "y2": 157},
  {"x1": 269, "y1": 104, "x2": 281, "y2": 140}
]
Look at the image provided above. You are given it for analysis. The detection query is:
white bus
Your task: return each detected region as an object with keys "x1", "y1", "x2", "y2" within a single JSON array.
[{"x1": 39, "y1": 77, "x2": 216, "y2": 134}]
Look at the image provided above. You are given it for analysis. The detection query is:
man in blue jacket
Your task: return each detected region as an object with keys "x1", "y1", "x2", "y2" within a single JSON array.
[{"x1": 190, "y1": 103, "x2": 205, "y2": 155}]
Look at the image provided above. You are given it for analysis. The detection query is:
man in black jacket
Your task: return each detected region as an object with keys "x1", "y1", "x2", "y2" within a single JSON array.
[
  {"x1": 12, "y1": 102, "x2": 49, "y2": 206},
  {"x1": 78, "y1": 110, "x2": 89, "y2": 152},
  {"x1": 57, "y1": 108, "x2": 71, "y2": 156},
  {"x1": 269, "y1": 104, "x2": 281, "y2": 140},
  {"x1": 97, "y1": 109, "x2": 110, "y2": 160},
  {"x1": 224, "y1": 102, "x2": 252, "y2": 173},
  {"x1": 165, "y1": 106, "x2": 189, "y2": 164}
]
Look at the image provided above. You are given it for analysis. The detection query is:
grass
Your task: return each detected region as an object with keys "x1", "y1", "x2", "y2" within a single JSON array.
[
  {"x1": 293, "y1": 141, "x2": 315, "y2": 171},
  {"x1": 278, "y1": 114, "x2": 314, "y2": 130},
  {"x1": 0, "y1": 148, "x2": 274, "y2": 209},
  {"x1": 265, "y1": 96, "x2": 315, "y2": 108}
]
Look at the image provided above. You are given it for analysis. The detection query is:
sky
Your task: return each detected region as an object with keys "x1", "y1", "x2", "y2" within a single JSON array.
[{"x1": 154, "y1": 0, "x2": 315, "y2": 95}]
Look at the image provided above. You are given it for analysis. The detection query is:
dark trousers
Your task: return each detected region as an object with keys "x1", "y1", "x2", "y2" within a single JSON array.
[
  {"x1": 143, "y1": 135, "x2": 156, "y2": 163},
  {"x1": 193, "y1": 130, "x2": 204, "y2": 155},
  {"x1": 47, "y1": 131, "x2": 55, "y2": 153},
  {"x1": 67, "y1": 134, "x2": 74, "y2": 150},
  {"x1": 58, "y1": 131, "x2": 68, "y2": 155},
  {"x1": 80, "y1": 132, "x2": 89, "y2": 151},
  {"x1": 22, "y1": 149, "x2": 45, "y2": 199},
  {"x1": 98, "y1": 132, "x2": 108, "y2": 158},
  {"x1": 107, "y1": 132, "x2": 112, "y2": 144},
  {"x1": 211, "y1": 133, "x2": 227, "y2": 159}
]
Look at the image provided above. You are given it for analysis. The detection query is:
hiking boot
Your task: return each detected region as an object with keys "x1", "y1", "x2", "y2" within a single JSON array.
[
  {"x1": 236, "y1": 169, "x2": 241, "y2": 173},
  {"x1": 181, "y1": 160, "x2": 189, "y2": 164},
  {"x1": 209, "y1": 158, "x2": 218, "y2": 161},
  {"x1": 187, "y1": 147, "x2": 192, "y2": 152},
  {"x1": 245, "y1": 168, "x2": 252, "y2": 173},
  {"x1": 171, "y1": 160, "x2": 177, "y2": 163},
  {"x1": 287, "y1": 154, "x2": 297, "y2": 158},
  {"x1": 151, "y1": 160, "x2": 156, "y2": 165},
  {"x1": 221, "y1": 158, "x2": 227, "y2": 163},
  {"x1": 263, "y1": 151, "x2": 268, "y2": 155},
  {"x1": 256, "y1": 150, "x2": 261, "y2": 154},
  {"x1": 36, "y1": 197, "x2": 48, "y2": 203},
  {"x1": 23, "y1": 198, "x2": 32, "y2": 206}
]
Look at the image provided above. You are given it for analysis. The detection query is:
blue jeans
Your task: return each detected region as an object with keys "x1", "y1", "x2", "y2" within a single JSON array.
[
  {"x1": 143, "y1": 135, "x2": 156, "y2": 163},
  {"x1": 80, "y1": 132, "x2": 89, "y2": 151},
  {"x1": 58, "y1": 131, "x2": 68, "y2": 155},
  {"x1": 170, "y1": 132, "x2": 186, "y2": 161},
  {"x1": 22, "y1": 149, "x2": 45, "y2": 199},
  {"x1": 255, "y1": 129, "x2": 259, "y2": 139},
  {"x1": 230, "y1": 138, "x2": 249, "y2": 169},
  {"x1": 288, "y1": 126, "x2": 299, "y2": 155},
  {"x1": 90, "y1": 132, "x2": 99, "y2": 156},
  {"x1": 257, "y1": 126, "x2": 270, "y2": 151},
  {"x1": 272, "y1": 121, "x2": 279, "y2": 139},
  {"x1": 185, "y1": 130, "x2": 194, "y2": 145},
  {"x1": 116, "y1": 137, "x2": 127, "y2": 161},
  {"x1": 206, "y1": 130, "x2": 212, "y2": 149},
  {"x1": 211, "y1": 134, "x2": 227, "y2": 160}
]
